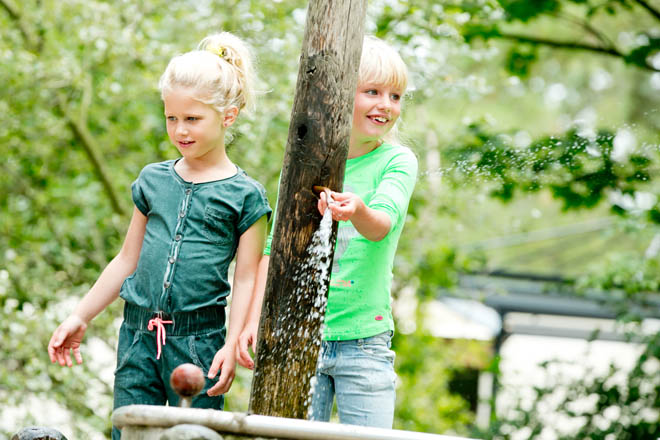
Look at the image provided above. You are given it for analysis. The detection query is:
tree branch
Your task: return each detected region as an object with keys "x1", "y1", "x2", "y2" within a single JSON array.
[
  {"x1": 499, "y1": 31, "x2": 621, "y2": 55},
  {"x1": 56, "y1": 93, "x2": 127, "y2": 216},
  {"x1": 81, "y1": 73, "x2": 93, "y2": 121},
  {"x1": 633, "y1": 0, "x2": 660, "y2": 21},
  {"x1": 552, "y1": 11, "x2": 614, "y2": 48},
  {"x1": 497, "y1": 31, "x2": 660, "y2": 72},
  {"x1": 0, "y1": 0, "x2": 41, "y2": 52},
  {"x1": 2, "y1": 2, "x2": 127, "y2": 216}
]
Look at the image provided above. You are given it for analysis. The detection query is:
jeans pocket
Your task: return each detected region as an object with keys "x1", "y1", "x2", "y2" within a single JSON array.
[
  {"x1": 357, "y1": 332, "x2": 395, "y2": 365},
  {"x1": 114, "y1": 325, "x2": 141, "y2": 374},
  {"x1": 188, "y1": 328, "x2": 226, "y2": 375}
]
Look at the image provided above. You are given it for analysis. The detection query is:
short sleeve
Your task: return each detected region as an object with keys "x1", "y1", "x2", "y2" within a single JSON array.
[
  {"x1": 237, "y1": 180, "x2": 272, "y2": 236},
  {"x1": 264, "y1": 231, "x2": 274, "y2": 256},
  {"x1": 368, "y1": 148, "x2": 418, "y2": 228},
  {"x1": 263, "y1": 173, "x2": 282, "y2": 256},
  {"x1": 131, "y1": 172, "x2": 149, "y2": 216}
]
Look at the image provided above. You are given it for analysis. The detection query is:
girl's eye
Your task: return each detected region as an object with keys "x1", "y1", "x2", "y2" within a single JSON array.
[
  {"x1": 166, "y1": 116, "x2": 176, "y2": 122},
  {"x1": 186, "y1": 116, "x2": 199, "y2": 121},
  {"x1": 391, "y1": 94, "x2": 401, "y2": 101},
  {"x1": 365, "y1": 89, "x2": 378, "y2": 95}
]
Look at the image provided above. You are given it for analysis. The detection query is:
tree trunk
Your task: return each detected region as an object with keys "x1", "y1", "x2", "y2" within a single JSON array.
[{"x1": 248, "y1": 0, "x2": 367, "y2": 419}]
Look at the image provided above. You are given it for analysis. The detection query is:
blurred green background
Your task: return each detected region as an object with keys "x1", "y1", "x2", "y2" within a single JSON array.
[{"x1": 2, "y1": 0, "x2": 660, "y2": 439}]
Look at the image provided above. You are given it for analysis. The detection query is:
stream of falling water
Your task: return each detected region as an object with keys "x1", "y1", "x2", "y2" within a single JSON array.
[
  {"x1": 300, "y1": 204, "x2": 334, "y2": 415},
  {"x1": 262, "y1": 200, "x2": 335, "y2": 415}
]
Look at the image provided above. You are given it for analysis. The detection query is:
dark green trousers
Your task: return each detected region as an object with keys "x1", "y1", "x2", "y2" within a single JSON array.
[{"x1": 112, "y1": 303, "x2": 226, "y2": 440}]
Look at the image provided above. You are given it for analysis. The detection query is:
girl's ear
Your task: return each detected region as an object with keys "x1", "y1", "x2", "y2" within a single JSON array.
[{"x1": 223, "y1": 106, "x2": 239, "y2": 128}]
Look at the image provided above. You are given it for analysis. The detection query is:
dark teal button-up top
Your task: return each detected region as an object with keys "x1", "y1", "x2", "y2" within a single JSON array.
[{"x1": 119, "y1": 160, "x2": 271, "y2": 313}]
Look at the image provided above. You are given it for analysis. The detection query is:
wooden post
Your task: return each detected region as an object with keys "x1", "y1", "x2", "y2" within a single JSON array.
[{"x1": 248, "y1": 0, "x2": 367, "y2": 419}]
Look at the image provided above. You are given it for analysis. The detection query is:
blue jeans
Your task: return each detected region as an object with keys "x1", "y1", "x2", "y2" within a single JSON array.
[{"x1": 309, "y1": 331, "x2": 396, "y2": 428}]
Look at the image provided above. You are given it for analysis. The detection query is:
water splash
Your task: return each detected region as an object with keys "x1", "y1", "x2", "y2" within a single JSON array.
[{"x1": 265, "y1": 202, "x2": 335, "y2": 415}]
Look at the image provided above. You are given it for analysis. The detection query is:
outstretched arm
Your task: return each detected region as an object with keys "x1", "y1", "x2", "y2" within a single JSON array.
[
  {"x1": 207, "y1": 215, "x2": 267, "y2": 396},
  {"x1": 317, "y1": 150, "x2": 418, "y2": 242},
  {"x1": 318, "y1": 190, "x2": 391, "y2": 241},
  {"x1": 48, "y1": 206, "x2": 147, "y2": 367}
]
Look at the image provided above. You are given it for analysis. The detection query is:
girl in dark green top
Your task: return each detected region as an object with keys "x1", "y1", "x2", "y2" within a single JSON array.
[{"x1": 48, "y1": 32, "x2": 271, "y2": 439}]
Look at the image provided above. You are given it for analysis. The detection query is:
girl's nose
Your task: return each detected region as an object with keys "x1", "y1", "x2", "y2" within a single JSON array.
[
  {"x1": 377, "y1": 96, "x2": 392, "y2": 111},
  {"x1": 175, "y1": 123, "x2": 188, "y2": 135}
]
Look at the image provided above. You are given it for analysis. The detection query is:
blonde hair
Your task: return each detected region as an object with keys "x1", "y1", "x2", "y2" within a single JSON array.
[
  {"x1": 358, "y1": 36, "x2": 409, "y2": 145},
  {"x1": 158, "y1": 32, "x2": 257, "y2": 116},
  {"x1": 358, "y1": 36, "x2": 408, "y2": 94}
]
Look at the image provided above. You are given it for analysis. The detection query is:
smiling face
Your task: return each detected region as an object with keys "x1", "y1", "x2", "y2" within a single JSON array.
[
  {"x1": 350, "y1": 82, "x2": 403, "y2": 155},
  {"x1": 163, "y1": 86, "x2": 228, "y2": 161}
]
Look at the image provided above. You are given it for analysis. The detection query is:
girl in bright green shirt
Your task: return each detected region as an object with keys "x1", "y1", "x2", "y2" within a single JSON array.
[{"x1": 239, "y1": 36, "x2": 417, "y2": 428}]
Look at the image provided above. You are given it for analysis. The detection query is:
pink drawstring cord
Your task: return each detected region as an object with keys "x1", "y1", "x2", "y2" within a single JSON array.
[{"x1": 148, "y1": 316, "x2": 173, "y2": 360}]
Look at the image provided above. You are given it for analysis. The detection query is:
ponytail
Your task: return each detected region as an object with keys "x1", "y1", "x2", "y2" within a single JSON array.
[{"x1": 159, "y1": 31, "x2": 258, "y2": 116}]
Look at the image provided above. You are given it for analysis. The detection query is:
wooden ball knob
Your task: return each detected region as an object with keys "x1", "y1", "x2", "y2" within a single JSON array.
[{"x1": 170, "y1": 363, "x2": 205, "y2": 398}]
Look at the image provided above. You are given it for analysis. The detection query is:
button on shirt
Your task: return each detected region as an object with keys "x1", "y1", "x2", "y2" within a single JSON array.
[{"x1": 120, "y1": 160, "x2": 272, "y2": 313}]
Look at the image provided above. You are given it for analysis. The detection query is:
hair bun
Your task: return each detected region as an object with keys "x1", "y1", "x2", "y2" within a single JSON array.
[
  {"x1": 159, "y1": 31, "x2": 257, "y2": 115},
  {"x1": 205, "y1": 42, "x2": 227, "y2": 59}
]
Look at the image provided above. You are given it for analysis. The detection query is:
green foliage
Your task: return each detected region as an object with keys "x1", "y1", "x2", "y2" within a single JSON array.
[
  {"x1": 576, "y1": 249, "x2": 660, "y2": 297},
  {"x1": 453, "y1": 0, "x2": 660, "y2": 73},
  {"x1": 393, "y1": 326, "x2": 489, "y2": 435},
  {"x1": 499, "y1": 0, "x2": 561, "y2": 22},
  {"x1": 625, "y1": 36, "x2": 660, "y2": 68},
  {"x1": 444, "y1": 125, "x2": 656, "y2": 216},
  {"x1": 480, "y1": 330, "x2": 660, "y2": 440},
  {"x1": 505, "y1": 46, "x2": 538, "y2": 78}
]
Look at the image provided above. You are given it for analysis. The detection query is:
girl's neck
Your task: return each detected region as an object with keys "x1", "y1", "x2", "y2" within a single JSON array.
[
  {"x1": 348, "y1": 138, "x2": 382, "y2": 159},
  {"x1": 175, "y1": 149, "x2": 237, "y2": 183}
]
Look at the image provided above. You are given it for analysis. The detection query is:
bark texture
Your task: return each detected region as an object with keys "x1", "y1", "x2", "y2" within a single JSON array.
[{"x1": 249, "y1": 0, "x2": 367, "y2": 419}]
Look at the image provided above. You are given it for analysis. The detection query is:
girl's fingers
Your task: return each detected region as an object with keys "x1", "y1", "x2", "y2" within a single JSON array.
[
  {"x1": 236, "y1": 341, "x2": 254, "y2": 369},
  {"x1": 73, "y1": 348, "x2": 83, "y2": 365},
  {"x1": 55, "y1": 348, "x2": 66, "y2": 366},
  {"x1": 208, "y1": 358, "x2": 221, "y2": 379},
  {"x1": 48, "y1": 328, "x2": 64, "y2": 351},
  {"x1": 237, "y1": 354, "x2": 254, "y2": 370},
  {"x1": 218, "y1": 369, "x2": 235, "y2": 393},
  {"x1": 207, "y1": 370, "x2": 235, "y2": 396},
  {"x1": 63, "y1": 350, "x2": 72, "y2": 367}
]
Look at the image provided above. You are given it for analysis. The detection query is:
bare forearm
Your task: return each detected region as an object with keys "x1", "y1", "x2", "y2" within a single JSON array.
[
  {"x1": 351, "y1": 202, "x2": 391, "y2": 241},
  {"x1": 226, "y1": 276, "x2": 256, "y2": 345},
  {"x1": 73, "y1": 253, "x2": 137, "y2": 323},
  {"x1": 321, "y1": 191, "x2": 391, "y2": 241},
  {"x1": 245, "y1": 255, "x2": 269, "y2": 327}
]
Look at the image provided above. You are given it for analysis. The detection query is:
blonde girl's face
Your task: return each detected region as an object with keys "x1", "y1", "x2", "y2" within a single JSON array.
[
  {"x1": 351, "y1": 82, "x2": 402, "y2": 146},
  {"x1": 163, "y1": 87, "x2": 227, "y2": 161}
]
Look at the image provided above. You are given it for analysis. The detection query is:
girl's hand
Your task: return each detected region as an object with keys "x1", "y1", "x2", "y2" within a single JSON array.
[
  {"x1": 48, "y1": 315, "x2": 88, "y2": 367},
  {"x1": 318, "y1": 189, "x2": 363, "y2": 222},
  {"x1": 207, "y1": 344, "x2": 236, "y2": 396},
  {"x1": 237, "y1": 321, "x2": 258, "y2": 370}
]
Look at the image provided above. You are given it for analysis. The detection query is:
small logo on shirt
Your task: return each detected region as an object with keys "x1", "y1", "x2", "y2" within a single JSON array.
[{"x1": 330, "y1": 278, "x2": 354, "y2": 288}]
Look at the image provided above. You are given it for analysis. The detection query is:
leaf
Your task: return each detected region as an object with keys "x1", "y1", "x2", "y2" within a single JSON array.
[
  {"x1": 499, "y1": 0, "x2": 561, "y2": 22},
  {"x1": 506, "y1": 46, "x2": 538, "y2": 77},
  {"x1": 624, "y1": 36, "x2": 660, "y2": 70}
]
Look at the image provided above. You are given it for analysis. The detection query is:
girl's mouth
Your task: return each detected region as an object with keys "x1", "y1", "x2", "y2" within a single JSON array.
[
  {"x1": 368, "y1": 115, "x2": 388, "y2": 124},
  {"x1": 178, "y1": 140, "x2": 195, "y2": 147}
]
